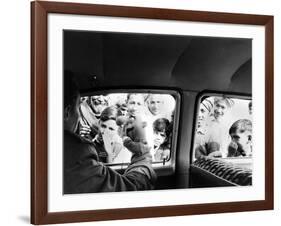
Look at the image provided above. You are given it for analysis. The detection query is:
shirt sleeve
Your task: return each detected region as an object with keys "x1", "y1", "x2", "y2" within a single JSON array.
[
  {"x1": 64, "y1": 139, "x2": 156, "y2": 194},
  {"x1": 64, "y1": 157, "x2": 156, "y2": 193}
]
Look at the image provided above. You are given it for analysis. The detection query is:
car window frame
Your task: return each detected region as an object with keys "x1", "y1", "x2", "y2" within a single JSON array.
[
  {"x1": 79, "y1": 88, "x2": 181, "y2": 171},
  {"x1": 191, "y1": 92, "x2": 252, "y2": 163}
]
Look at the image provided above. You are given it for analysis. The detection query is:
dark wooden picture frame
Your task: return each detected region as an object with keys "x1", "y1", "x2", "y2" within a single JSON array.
[{"x1": 31, "y1": 1, "x2": 274, "y2": 224}]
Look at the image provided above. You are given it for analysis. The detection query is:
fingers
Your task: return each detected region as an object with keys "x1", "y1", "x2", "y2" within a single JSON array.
[{"x1": 79, "y1": 125, "x2": 91, "y2": 137}]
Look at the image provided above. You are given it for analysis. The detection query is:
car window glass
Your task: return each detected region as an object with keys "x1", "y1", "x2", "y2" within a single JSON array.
[
  {"x1": 78, "y1": 92, "x2": 177, "y2": 165},
  {"x1": 193, "y1": 96, "x2": 252, "y2": 170}
]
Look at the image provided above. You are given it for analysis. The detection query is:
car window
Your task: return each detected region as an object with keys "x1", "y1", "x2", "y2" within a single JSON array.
[
  {"x1": 78, "y1": 92, "x2": 178, "y2": 166},
  {"x1": 193, "y1": 95, "x2": 252, "y2": 170}
]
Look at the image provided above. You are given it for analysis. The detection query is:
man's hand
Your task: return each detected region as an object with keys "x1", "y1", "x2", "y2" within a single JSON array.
[{"x1": 79, "y1": 124, "x2": 91, "y2": 137}]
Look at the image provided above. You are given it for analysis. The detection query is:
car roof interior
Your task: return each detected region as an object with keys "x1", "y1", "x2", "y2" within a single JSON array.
[{"x1": 64, "y1": 30, "x2": 252, "y2": 95}]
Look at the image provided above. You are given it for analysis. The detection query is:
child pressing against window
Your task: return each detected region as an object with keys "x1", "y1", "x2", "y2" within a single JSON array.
[
  {"x1": 152, "y1": 118, "x2": 172, "y2": 162},
  {"x1": 227, "y1": 119, "x2": 252, "y2": 157}
]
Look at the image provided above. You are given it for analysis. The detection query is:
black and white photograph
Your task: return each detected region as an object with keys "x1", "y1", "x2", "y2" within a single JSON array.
[
  {"x1": 28, "y1": 1, "x2": 274, "y2": 224},
  {"x1": 63, "y1": 30, "x2": 253, "y2": 194}
]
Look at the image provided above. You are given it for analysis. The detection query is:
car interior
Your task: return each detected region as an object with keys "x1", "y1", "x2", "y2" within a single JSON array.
[{"x1": 64, "y1": 30, "x2": 252, "y2": 191}]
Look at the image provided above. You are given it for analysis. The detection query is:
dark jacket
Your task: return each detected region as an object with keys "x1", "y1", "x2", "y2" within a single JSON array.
[{"x1": 64, "y1": 130, "x2": 156, "y2": 194}]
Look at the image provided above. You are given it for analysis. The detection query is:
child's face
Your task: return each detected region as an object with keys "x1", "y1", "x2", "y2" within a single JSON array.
[
  {"x1": 127, "y1": 95, "x2": 144, "y2": 115},
  {"x1": 99, "y1": 119, "x2": 118, "y2": 139},
  {"x1": 197, "y1": 105, "x2": 209, "y2": 128},
  {"x1": 214, "y1": 100, "x2": 227, "y2": 120},
  {"x1": 231, "y1": 131, "x2": 252, "y2": 156},
  {"x1": 153, "y1": 131, "x2": 166, "y2": 149},
  {"x1": 90, "y1": 96, "x2": 108, "y2": 116},
  {"x1": 119, "y1": 104, "x2": 128, "y2": 116},
  {"x1": 147, "y1": 95, "x2": 163, "y2": 116}
]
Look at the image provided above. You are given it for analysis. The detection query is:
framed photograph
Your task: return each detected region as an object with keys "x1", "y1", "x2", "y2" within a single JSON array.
[{"x1": 31, "y1": 1, "x2": 274, "y2": 224}]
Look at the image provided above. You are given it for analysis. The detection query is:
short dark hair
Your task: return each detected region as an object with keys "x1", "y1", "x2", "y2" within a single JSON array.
[
  {"x1": 229, "y1": 119, "x2": 252, "y2": 135},
  {"x1": 99, "y1": 106, "x2": 122, "y2": 122},
  {"x1": 64, "y1": 70, "x2": 79, "y2": 109},
  {"x1": 153, "y1": 118, "x2": 172, "y2": 150},
  {"x1": 153, "y1": 118, "x2": 170, "y2": 135}
]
